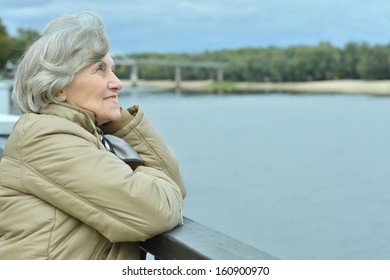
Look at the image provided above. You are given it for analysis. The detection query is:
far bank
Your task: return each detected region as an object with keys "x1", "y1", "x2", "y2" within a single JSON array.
[{"x1": 121, "y1": 79, "x2": 390, "y2": 96}]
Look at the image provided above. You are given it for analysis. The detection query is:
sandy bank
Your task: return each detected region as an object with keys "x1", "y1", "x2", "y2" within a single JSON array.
[
  {"x1": 122, "y1": 79, "x2": 214, "y2": 91},
  {"x1": 121, "y1": 79, "x2": 390, "y2": 95}
]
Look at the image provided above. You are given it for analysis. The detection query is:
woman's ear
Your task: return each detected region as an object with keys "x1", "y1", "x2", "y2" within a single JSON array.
[{"x1": 57, "y1": 91, "x2": 67, "y2": 102}]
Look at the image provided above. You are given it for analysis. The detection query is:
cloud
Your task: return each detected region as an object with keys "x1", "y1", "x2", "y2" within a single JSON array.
[{"x1": 2, "y1": 0, "x2": 390, "y2": 53}]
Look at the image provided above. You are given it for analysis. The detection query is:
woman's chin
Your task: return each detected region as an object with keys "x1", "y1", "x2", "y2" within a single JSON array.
[{"x1": 97, "y1": 111, "x2": 122, "y2": 125}]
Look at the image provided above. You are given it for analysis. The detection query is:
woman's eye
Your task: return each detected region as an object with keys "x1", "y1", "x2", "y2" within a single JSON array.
[{"x1": 96, "y1": 64, "x2": 106, "y2": 72}]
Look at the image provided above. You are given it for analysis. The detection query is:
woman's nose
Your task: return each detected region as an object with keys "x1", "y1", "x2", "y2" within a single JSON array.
[{"x1": 108, "y1": 72, "x2": 123, "y2": 91}]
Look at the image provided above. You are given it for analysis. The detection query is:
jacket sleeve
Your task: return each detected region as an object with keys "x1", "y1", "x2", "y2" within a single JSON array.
[
  {"x1": 101, "y1": 105, "x2": 186, "y2": 199},
  {"x1": 18, "y1": 114, "x2": 184, "y2": 243}
]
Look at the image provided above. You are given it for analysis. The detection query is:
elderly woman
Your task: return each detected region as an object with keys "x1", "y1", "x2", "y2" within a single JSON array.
[{"x1": 0, "y1": 12, "x2": 185, "y2": 259}]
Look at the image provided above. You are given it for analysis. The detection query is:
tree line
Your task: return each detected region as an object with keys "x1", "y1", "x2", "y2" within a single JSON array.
[
  {"x1": 0, "y1": 18, "x2": 39, "y2": 73},
  {"x1": 1, "y1": 17, "x2": 390, "y2": 82},
  {"x1": 115, "y1": 42, "x2": 390, "y2": 82}
]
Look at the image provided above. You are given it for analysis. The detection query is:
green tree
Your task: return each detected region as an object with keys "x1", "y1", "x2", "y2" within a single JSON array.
[
  {"x1": 224, "y1": 56, "x2": 249, "y2": 81},
  {"x1": 9, "y1": 27, "x2": 40, "y2": 61},
  {"x1": 339, "y1": 42, "x2": 369, "y2": 79},
  {"x1": 267, "y1": 47, "x2": 287, "y2": 82},
  {"x1": 285, "y1": 45, "x2": 312, "y2": 81},
  {"x1": 309, "y1": 42, "x2": 340, "y2": 80},
  {"x1": 357, "y1": 45, "x2": 390, "y2": 79},
  {"x1": 0, "y1": 18, "x2": 11, "y2": 69}
]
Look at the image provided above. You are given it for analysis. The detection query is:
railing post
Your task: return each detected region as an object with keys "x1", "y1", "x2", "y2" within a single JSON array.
[
  {"x1": 130, "y1": 64, "x2": 138, "y2": 87},
  {"x1": 0, "y1": 81, "x2": 12, "y2": 115},
  {"x1": 217, "y1": 67, "x2": 224, "y2": 83},
  {"x1": 175, "y1": 65, "x2": 181, "y2": 91}
]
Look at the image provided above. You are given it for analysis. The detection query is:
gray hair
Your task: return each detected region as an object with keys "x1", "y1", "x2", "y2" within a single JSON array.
[{"x1": 12, "y1": 11, "x2": 110, "y2": 113}]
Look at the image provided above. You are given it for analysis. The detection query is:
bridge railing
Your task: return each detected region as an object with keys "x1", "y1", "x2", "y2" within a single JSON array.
[
  {"x1": 114, "y1": 58, "x2": 229, "y2": 89},
  {"x1": 0, "y1": 147, "x2": 277, "y2": 260}
]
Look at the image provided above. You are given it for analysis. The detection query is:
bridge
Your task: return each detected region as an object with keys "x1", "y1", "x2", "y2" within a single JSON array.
[{"x1": 114, "y1": 58, "x2": 229, "y2": 91}]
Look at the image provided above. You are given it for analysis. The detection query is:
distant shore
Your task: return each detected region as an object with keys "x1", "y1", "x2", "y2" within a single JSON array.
[{"x1": 121, "y1": 79, "x2": 390, "y2": 96}]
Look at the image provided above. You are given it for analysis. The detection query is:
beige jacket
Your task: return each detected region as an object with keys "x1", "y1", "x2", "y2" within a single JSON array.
[{"x1": 0, "y1": 103, "x2": 185, "y2": 259}]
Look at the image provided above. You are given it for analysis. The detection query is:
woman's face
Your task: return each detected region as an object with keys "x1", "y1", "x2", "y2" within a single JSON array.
[{"x1": 59, "y1": 54, "x2": 123, "y2": 125}]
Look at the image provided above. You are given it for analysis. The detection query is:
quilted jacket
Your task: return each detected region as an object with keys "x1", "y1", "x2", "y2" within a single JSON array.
[{"x1": 0, "y1": 102, "x2": 185, "y2": 259}]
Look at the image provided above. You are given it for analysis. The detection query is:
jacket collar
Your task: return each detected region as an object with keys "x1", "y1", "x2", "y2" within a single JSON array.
[{"x1": 38, "y1": 102, "x2": 97, "y2": 135}]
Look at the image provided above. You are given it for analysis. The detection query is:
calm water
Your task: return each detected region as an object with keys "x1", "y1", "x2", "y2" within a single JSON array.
[{"x1": 120, "y1": 90, "x2": 390, "y2": 260}]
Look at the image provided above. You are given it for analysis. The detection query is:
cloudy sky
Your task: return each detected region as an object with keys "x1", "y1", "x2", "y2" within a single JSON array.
[{"x1": 1, "y1": 0, "x2": 390, "y2": 54}]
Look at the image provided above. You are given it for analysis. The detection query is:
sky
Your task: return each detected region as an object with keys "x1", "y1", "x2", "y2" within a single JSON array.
[{"x1": 2, "y1": 0, "x2": 390, "y2": 54}]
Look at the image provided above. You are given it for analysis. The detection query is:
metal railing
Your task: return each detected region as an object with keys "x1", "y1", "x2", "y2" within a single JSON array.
[
  {"x1": 141, "y1": 217, "x2": 277, "y2": 260},
  {"x1": 0, "y1": 147, "x2": 277, "y2": 260}
]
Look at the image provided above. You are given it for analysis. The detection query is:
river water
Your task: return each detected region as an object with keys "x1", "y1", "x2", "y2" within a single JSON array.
[{"x1": 121, "y1": 90, "x2": 390, "y2": 260}]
